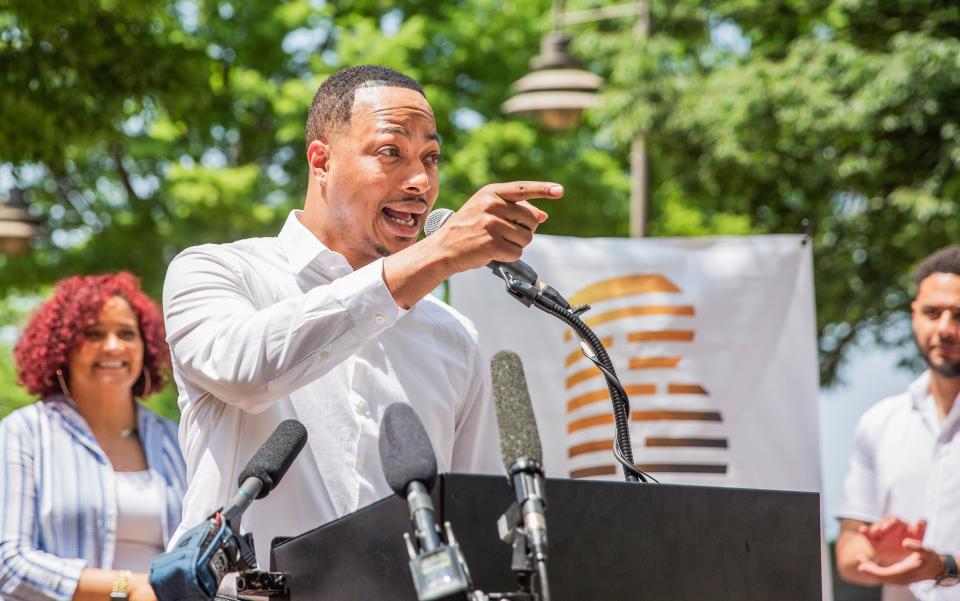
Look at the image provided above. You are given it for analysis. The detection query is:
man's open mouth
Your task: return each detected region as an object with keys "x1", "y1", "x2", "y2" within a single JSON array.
[{"x1": 383, "y1": 206, "x2": 417, "y2": 228}]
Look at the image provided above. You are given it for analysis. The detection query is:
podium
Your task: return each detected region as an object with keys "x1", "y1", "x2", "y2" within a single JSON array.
[{"x1": 269, "y1": 474, "x2": 821, "y2": 600}]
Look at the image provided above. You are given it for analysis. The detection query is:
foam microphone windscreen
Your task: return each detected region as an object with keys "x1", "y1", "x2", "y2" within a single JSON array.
[
  {"x1": 237, "y1": 419, "x2": 308, "y2": 499},
  {"x1": 423, "y1": 208, "x2": 454, "y2": 237},
  {"x1": 379, "y1": 403, "x2": 439, "y2": 497},
  {"x1": 491, "y1": 350, "x2": 544, "y2": 468}
]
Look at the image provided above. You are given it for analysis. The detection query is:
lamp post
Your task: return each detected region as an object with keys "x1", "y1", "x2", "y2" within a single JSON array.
[
  {"x1": 0, "y1": 188, "x2": 42, "y2": 256},
  {"x1": 502, "y1": 1, "x2": 650, "y2": 237}
]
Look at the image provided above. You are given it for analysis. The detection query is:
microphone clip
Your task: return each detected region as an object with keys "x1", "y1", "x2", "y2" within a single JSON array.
[
  {"x1": 491, "y1": 264, "x2": 575, "y2": 315},
  {"x1": 236, "y1": 570, "x2": 289, "y2": 597},
  {"x1": 491, "y1": 264, "x2": 541, "y2": 308},
  {"x1": 496, "y1": 458, "x2": 549, "y2": 597},
  {"x1": 404, "y1": 521, "x2": 475, "y2": 601}
]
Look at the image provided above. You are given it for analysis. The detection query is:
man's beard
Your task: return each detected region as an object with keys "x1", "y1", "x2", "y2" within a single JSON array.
[
  {"x1": 917, "y1": 336, "x2": 960, "y2": 378},
  {"x1": 365, "y1": 235, "x2": 392, "y2": 258}
]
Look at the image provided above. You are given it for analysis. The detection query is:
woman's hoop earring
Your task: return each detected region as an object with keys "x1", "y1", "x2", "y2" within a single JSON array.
[
  {"x1": 56, "y1": 369, "x2": 73, "y2": 401},
  {"x1": 140, "y1": 369, "x2": 152, "y2": 399}
]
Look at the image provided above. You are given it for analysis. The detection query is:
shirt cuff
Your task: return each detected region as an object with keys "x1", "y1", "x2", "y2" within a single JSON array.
[
  {"x1": 53, "y1": 558, "x2": 86, "y2": 601},
  {"x1": 330, "y1": 258, "x2": 407, "y2": 334},
  {"x1": 835, "y1": 505, "x2": 880, "y2": 524}
]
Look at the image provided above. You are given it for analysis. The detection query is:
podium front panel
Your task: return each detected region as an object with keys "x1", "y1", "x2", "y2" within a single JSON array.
[{"x1": 271, "y1": 474, "x2": 821, "y2": 600}]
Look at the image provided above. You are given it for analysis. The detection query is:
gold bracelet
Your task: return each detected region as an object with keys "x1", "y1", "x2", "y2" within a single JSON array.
[{"x1": 110, "y1": 569, "x2": 131, "y2": 600}]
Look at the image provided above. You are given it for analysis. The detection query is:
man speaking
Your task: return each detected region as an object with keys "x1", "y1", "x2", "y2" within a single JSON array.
[{"x1": 162, "y1": 65, "x2": 564, "y2": 567}]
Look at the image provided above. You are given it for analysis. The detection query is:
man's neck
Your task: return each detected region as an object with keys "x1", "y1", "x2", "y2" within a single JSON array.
[
  {"x1": 297, "y1": 205, "x2": 370, "y2": 271},
  {"x1": 929, "y1": 373, "x2": 960, "y2": 421}
]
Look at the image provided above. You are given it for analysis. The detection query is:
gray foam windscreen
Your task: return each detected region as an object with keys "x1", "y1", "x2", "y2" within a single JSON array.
[
  {"x1": 237, "y1": 419, "x2": 308, "y2": 499},
  {"x1": 491, "y1": 350, "x2": 543, "y2": 468},
  {"x1": 379, "y1": 403, "x2": 439, "y2": 496},
  {"x1": 423, "y1": 208, "x2": 454, "y2": 237}
]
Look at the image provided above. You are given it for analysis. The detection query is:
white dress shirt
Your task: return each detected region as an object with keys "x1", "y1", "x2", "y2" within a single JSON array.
[
  {"x1": 838, "y1": 371, "x2": 960, "y2": 601},
  {"x1": 163, "y1": 210, "x2": 503, "y2": 568}
]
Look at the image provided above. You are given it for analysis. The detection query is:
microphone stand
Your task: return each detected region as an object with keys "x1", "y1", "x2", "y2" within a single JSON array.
[{"x1": 495, "y1": 271, "x2": 647, "y2": 483}]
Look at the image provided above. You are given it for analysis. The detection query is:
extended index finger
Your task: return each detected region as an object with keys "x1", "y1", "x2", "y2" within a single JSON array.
[{"x1": 486, "y1": 181, "x2": 564, "y2": 202}]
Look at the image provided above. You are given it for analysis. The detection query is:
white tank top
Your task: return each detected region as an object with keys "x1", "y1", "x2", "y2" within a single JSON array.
[{"x1": 112, "y1": 470, "x2": 165, "y2": 571}]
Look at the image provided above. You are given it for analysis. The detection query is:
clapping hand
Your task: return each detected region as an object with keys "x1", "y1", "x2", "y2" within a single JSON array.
[{"x1": 857, "y1": 538, "x2": 943, "y2": 586}]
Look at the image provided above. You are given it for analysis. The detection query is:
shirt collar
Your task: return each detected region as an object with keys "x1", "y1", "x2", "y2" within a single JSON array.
[
  {"x1": 44, "y1": 395, "x2": 145, "y2": 461},
  {"x1": 278, "y1": 210, "x2": 354, "y2": 280}
]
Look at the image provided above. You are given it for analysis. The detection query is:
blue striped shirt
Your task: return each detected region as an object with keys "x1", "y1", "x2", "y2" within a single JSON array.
[{"x1": 0, "y1": 396, "x2": 186, "y2": 601}]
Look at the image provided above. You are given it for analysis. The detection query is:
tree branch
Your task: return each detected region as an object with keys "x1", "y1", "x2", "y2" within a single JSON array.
[{"x1": 112, "y1": 143, "x2": 141, "y2": 203}]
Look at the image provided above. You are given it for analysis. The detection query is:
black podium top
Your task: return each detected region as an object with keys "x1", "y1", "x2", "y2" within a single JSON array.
[{"x1": 270, "y1": 474, "x2": 821, "y2": 601}]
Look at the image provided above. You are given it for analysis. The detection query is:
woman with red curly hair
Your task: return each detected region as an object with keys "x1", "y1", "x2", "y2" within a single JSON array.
[{"x1": 0, "y1": 272, "x2": 185, "y2": 601}]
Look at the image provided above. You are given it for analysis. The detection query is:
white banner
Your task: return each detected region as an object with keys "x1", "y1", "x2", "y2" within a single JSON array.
[{"x1": 449, "y1": 234, "x2": 821, "y2": 493}]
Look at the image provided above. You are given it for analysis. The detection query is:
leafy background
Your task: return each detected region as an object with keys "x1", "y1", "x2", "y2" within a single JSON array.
[{"x1": 1, "y1": 0, "x2": 957, "y2": 422}]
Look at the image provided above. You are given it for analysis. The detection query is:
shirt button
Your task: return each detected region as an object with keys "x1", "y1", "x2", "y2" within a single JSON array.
[
  {"x1": 374, "y1": 313, "x2": 385, "y2": 324},
  {"x1": 319, "y1": 351, "x2": 329, "y2": 360},
  {"x1": 355, "y1": 399, "x2": 368, "y2": 415}
]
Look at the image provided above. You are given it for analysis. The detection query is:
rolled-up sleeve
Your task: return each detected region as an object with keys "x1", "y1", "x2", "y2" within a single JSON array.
[
  {"x1": 162, "y1": 247, "x2": 405, "y2": 413},
  {"x1": 0, "y1": 412, "x2": 86, "y2": 601}
]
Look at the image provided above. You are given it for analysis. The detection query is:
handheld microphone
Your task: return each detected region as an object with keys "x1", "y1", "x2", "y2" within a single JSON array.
[
  {"x1": 490, "y1": 350, "x2": 551, "y2": 601},
  {"x1": 150, "y1": 420, "x2": 308, "y2": 601},
  {"x1": 423, "y1": 208, "x2": 573, "y2": 312},
  {"x1": 379, "y1": 403, "x2": 474, "y2": 601}
]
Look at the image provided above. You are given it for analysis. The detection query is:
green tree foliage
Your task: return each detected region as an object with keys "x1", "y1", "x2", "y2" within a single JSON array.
[
  {"x1": 0, "y1": 0, "x2": 955, "y2": 420},
  {"x1": 0, "y1": 344, "x2": 33, "y2": 416},
  {"x1": 582, "y1": 0, "x2": 960, "y2": 382}
]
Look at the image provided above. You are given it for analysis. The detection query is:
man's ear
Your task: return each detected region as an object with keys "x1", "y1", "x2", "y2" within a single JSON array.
[{"x1": 307, "y1": 139, "x2": 331, "y2": 183}]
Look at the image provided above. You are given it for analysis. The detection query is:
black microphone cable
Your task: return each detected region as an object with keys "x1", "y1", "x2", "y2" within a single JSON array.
[
  {"x1": 537, "y1": 296, "x2": 656, "y2": 484},
  {"x1": 423, "y1": 207, "x2": 653, "y2": 484}
]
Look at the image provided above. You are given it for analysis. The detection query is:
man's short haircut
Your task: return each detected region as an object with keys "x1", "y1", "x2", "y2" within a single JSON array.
[
  {"x1": 305, "y1": 65, "x2": 425, "y2": 147},
  {"x1": 914, "y1": 245, "x2": 960, "y2": 288}
]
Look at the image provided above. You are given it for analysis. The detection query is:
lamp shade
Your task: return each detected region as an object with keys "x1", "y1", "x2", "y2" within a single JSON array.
[
  {"x1": 0, "y1": 191, "x2": 42, "y2": 256},
  {"x1": 501, "y1": 33, "x2": 603, "y2": 131}
]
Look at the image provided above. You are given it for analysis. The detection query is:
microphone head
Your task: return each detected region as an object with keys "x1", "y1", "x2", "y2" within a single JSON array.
[
  {"x1": 423, "y1": 208, "x2": 454, "y2": 237},
  {"x1": 237, "y1": 419, "x2": 308, "y2": 499},
  {"x1": 379, "y1": 403, "x2": 439, "y2": 496},
  {"x1": 490, "y1": 350, "x2": 543, "y2": 468}
]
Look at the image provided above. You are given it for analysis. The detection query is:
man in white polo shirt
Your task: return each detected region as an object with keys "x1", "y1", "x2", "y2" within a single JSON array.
[{"x1": 836, "y1": 245, "x2": 960, "y2": 600}]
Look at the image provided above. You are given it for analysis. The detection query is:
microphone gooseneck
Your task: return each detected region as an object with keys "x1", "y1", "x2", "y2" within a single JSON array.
[
  {"x1": 536, "y1": 298, "x2": 651, "y2": 483},
  {"x1": 425, "y1": 207, "x2": 647, "y2": 483}
]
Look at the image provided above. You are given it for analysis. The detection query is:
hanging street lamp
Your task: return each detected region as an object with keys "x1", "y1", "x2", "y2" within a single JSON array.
[
  {"x1": 501, "y1": 1, "x2": 650, "y2": 236},
  {"x1": 0, "y1": 188, "x2": 42, "y2": 256}
]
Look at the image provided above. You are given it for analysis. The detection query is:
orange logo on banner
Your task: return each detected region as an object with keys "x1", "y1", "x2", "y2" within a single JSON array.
[{"x1": 562, "y1": 274, "x2": 728, "y2": 479}]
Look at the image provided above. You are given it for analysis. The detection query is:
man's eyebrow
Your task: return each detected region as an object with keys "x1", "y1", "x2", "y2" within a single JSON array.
[
  {"x1": 377, "y1": 126, "x2": 441, "y2": 143},
  {"x1": 377, "y1": 126, "x2": 409, "y2": 136},
  {"x1": 920, "y1": 303, "x2": 960, "y2": 310}
]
